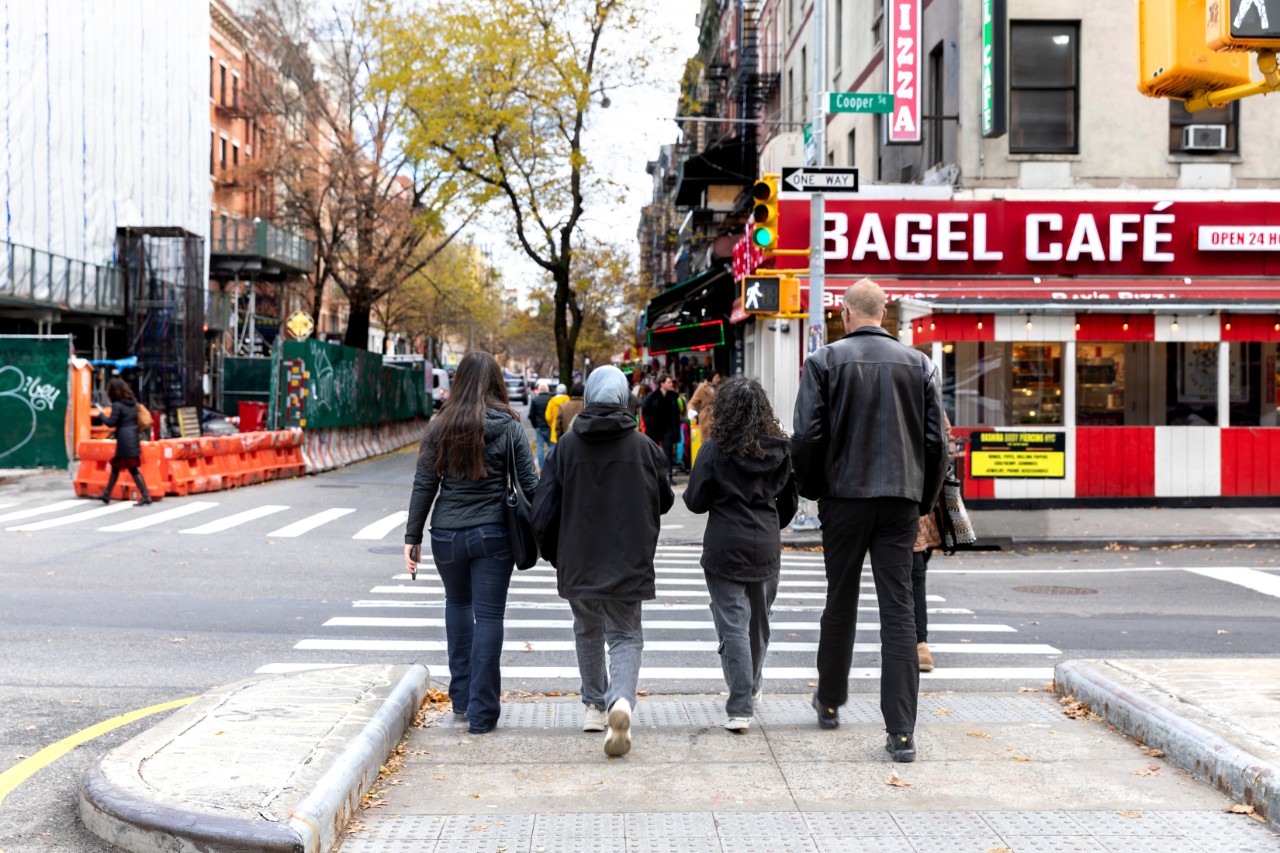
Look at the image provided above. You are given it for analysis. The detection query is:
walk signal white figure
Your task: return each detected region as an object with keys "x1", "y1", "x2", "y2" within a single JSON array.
[
  {"x1": 745, "y1": 280, "x2": 763, "y2": 310},
  {"x1": 1236, "y1": 0, "x2": 1271, "y2": 30}
]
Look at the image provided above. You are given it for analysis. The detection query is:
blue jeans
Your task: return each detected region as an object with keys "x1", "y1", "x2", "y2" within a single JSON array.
[
  {"x1": 430, "y1": 524, "x2": 514, "y2": 733},
  {"x1": 534, "y1": 427, "x2": 552, "y2": 469}
]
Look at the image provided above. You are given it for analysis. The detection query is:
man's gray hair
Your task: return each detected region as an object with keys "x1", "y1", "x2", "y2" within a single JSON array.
[
  {"x1": 843, "y1": 278, "x2": 887, "y2": 320},
  {"x1": 536, "y1": 379, "x2": 550, "y2": 393}
]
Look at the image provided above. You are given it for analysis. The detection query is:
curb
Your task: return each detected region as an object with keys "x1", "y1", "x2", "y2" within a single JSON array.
[
  {"x1": 79, "y1": 665, "x2": 429, "y2": 853},
  {"x1": 1055, "y1": 660, "x2": 1279, "y2": 830}
]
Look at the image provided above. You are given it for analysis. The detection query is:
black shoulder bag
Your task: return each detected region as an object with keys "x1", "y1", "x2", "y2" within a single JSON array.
[{"x1": 504, "y1": 435, "x2": 539, "y2": 570}]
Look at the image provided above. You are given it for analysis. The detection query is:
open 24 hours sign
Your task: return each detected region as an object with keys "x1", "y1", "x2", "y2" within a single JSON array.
[{"x1": 970, "y1": 432, "x2": 1066, "y2": 479}]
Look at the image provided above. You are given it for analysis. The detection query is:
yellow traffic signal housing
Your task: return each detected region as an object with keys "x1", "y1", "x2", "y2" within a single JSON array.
[
  {"x1": 779, "y1": 277, "x2": 800, "y2": 314},
  {"x1": 751, "y1": 175, "x2": 780, "y2": 255},
  {"x1": 1137, "y1": 0, "x2": 1251, "y2": 99}
]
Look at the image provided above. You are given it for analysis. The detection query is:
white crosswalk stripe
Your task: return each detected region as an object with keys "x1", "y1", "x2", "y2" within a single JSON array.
[
  {"x1": 180, "y1": 505, "x2": 290, "y2": 534},
  {"x1": 98, "y1": 501, "x2": 221, "y2": 531},
  {"x1": 261, "y1": 544, "x2": 1060, "y2": 684},
  {"x1": 0, "y1": 499, "x2": 92, "y2": 524},
  {"x1": 352, "y1": 511, "x2": 409, "y2": 540},
  {"x1": 8, "y1": 502, "x2": 135, "y2": 530},
  {"x1": 267, "y1": 507, "x2": 357, "y2": 538}
]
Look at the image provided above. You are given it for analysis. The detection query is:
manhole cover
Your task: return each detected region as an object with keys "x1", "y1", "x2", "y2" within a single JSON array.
[
  {"x1": 366, "y1": 545, "x2": 405, "y2": 555},
  {"x1": 1013, "y1": 585, "x2": 1098, "y2": 595}
]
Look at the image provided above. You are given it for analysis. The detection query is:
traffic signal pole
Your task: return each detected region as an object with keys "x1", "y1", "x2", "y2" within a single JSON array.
[{"x1": 807, "y1": 0, "x2": 826, "y2": 359}]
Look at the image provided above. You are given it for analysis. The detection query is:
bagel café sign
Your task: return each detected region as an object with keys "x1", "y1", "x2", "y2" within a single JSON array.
[{"x1": 775, "y1": 199, "x2": 1280, "y2": 278}]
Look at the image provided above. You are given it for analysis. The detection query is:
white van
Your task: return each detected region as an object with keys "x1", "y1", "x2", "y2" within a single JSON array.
[{"x1": 431, "y1": 368, "x2": 451, "y2": 409}]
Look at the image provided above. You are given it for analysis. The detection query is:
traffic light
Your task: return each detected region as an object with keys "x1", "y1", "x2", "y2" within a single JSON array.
[
  {"x1": 751, "y1": 175, "x2": 780, "y2": 254},
  {"x1": 1209, "y1": 0, "x2": 1280, "y2": 51},
  {"x1": 1136, "y1": 0, "x2": 1251, "y2": 100}
]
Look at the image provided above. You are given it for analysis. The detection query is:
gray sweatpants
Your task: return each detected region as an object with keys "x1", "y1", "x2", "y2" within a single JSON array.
[
  {"x1": 705, "y1": 574, "x2": 779, "y2": 717},
  {"x1": 568, "y1": 598, "x2": 644, "y2": 713}
]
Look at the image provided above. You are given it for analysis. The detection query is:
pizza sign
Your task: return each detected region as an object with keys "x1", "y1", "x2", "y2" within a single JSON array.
[{"x1": 887, "y1": 0, "x2": 921, "y2": 144}]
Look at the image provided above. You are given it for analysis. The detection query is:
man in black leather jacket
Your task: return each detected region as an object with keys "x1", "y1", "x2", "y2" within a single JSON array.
[{"x1": 790, "y1": 278, "x2": 947, "y2": 763}]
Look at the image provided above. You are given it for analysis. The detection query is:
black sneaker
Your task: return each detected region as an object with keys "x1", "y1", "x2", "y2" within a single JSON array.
[
  {"x1": 886, "y1": 732, "x2": 916, "y2": 762},
  {"x1": 811, "y1": 693, "x2": 839, "y2": 729}
]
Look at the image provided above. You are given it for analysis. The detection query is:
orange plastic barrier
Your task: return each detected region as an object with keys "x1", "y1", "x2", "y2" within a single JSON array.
[{"x1": 72, "y1": 441, "x2": 166, "y2": 502}]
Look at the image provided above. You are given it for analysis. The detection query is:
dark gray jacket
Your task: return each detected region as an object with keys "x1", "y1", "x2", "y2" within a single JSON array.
[
  {"x1": 791, "y1": 325, "x2": 947, "y2": 514},
  {"x1": 404, "y1": 408, "x2": 538, "y2": 544},
  {"x1": 102, "y1": 398, "x2": 142, "y2": 459}
]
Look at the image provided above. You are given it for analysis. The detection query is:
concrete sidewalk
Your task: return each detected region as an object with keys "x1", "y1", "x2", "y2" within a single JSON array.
[{"x1": 78, "y1": 660, "x2": 1280, "y2": 852}]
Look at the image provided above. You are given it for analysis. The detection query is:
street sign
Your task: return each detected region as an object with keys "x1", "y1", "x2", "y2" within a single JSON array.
[
  {"x1": 802, "y1": 123, "x2": 816, "y2": 166},
  {"x1": 1211, "y1": 0, "x2": 1280, "y2": 49},
  {"x1": 980, "y1": 0, "x2": 1007, "y2": 138},
  {"x1": 286, "y1": 311, "x2": 315, "y2": 340},
  {"x1": 827, "y1": 92, "x2": 894, "y2": 113},
  {"x1": 781, "y1": 166, "x2": 860, "y2": 193}
]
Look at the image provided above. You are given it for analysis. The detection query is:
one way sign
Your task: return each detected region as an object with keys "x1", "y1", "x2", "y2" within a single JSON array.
[{"x1": 781, "y1": 166, "x2": 860, "y2": 193}]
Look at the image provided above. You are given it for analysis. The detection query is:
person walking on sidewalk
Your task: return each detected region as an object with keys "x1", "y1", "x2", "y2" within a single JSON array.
[
  {"x1": 913, "y1": 413, "x2": 955, "y2": 674},
  {"x1": 686, "y1": 370, "x2": 721, "y2": 447},
  {"x1": 403, "y1": 351, "x2": 538, "y2": 735},
  {"x1": 529, "y1": 380, "x2": 554, "y2": 470},
  {"x1": 791, "y1": 278, "x2": 947, "y2": 763},
  {"x1": 640, "y1": 373, "x2": 682, "y2": 482},
  {"x1": 554, "y1": 382, "x2": 585, "y2": 440},
  {"x1": 95, "y1": 378, "x2": 152, "y2": 506},
  {"x1": 532, "y1": 366, "x2": 674, "y2": 757},
  {"x1": 683, "y1": 378, "x2": 797, "y2": 732},
  {"x1": 546, "y1": 384, "x2": 570, "y2": 444}
]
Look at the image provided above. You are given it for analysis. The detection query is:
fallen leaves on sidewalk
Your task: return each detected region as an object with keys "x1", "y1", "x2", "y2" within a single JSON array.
[
  {"x1": 933, "y1": 707, "x2": 953, "y2": 716},
  {"x1": 1118, "y1": 810, "x2": 1142, "y2": 818},
  {"x1": 1059, "y1": 695, "x2": 1101, "y2": 721},
  {"x1": 966, "y1": 732, "x2": 992, "y2": 738},
  {"x1": 1141, "y1": 746, "x2": 1165, "y2": 758},
  {"x1": 987, "y1": 847, "x2": 1013, "y2": 853},
  {"x1": 1226, "y1": 803, "x2": 1266, "y2": 822},
  {"x1": 1131, "y1": 765, "x2": 1161, "y2": 777},
  {"x1": 884, "y1": 772, "x2": 911, "y2": 788},
  {"x1": 524, "y1": 640, "x2": 534, "y2": 651},
  {"x1": 1009, "y1": 755, "x2": 1032, "y2": 762}
]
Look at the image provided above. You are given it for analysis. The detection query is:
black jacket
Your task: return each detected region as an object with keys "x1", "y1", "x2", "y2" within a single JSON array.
[
  {"x1": 791, "y1": 325, "x2": 947, "y2": 514},
  {"x1": 102, "y1": 399, "x2": 142, "y2": 459},
  {"x1": 683, "y1": 437, "x2": 798, "y2": 583},
  {"x1": 404, "y1": 408, "x2": 538, "y2": 544},
  {"x1": 529, "y1": 392, "x2": 553, "y2": 429},
  {"x1": 641, "y1": 389, "x2": 681, "y2": 435},
  {"x1": 531, "y1": 404, "x2": 674, "y2": 601}
]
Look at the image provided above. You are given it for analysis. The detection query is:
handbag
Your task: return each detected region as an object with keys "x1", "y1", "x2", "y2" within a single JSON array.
[
  {"x1": 504, "y1": 435, "x2": 539, "y2": 570},
  {"x1": 936, "y1": 465, "x2": 977, "y2": 554},
  {"x1": 136, "y1": 403, "x2": 154, "y2": 432}
]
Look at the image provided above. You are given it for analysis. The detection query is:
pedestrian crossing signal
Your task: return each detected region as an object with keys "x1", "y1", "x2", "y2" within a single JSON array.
[
  {"x1": 752, "y1": 175, "x2": 780, "y2": 253},
  {"x1": 1210, "y1": 0, "x2": 1280, "y2": 50},
  {"x1": 742, "y1": 276, "x2": 800, "y2": 315},
  {"x1": 1136, "y1": 0, "x2": 1251, "y2": 98}
]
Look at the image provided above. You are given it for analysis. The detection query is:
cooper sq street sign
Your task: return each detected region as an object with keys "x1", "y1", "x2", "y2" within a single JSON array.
[
  {"x1": 828, "y1": 92, "x2": 894, "y2": 113},
  {"x1": 781, "y1": 166, "x2": 860, "y2": 193}
]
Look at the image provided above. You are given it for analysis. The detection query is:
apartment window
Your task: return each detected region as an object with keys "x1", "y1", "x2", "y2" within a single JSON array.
[
  {"x1": 928, "y1": 43, "x2": 945, "y2": 167},
  {"x1": 219, "y1": 137, "x2": 227, "y2": 170},
  {"x1": 833, "y1": 0, "x2": 843, "y2": 70},
  {"x1": 847, "y1": 129, "x2": 856, "y2": 167},
  {"x1": 233, "y1": 142, "x2": 240, "y2": 167},
  {"x1": 801, "y1": 47, "x2": 808, "y2": 119},
  {"x1": 872, "y1": 0, "x2": 884, "y2": 46},
  {"x1": 209, "y1": 58, "x2": 215, "y2": 97},
  {"x1": 210, "y1": 132, "x2": 215, "y2": 175},
  {"x1": 1169, "y1": 100, "x2": 1238, "y2": 154},
  {"x1": 788, "y1": 69, "x2": 795, "y2": 123},
  {"x1": 232, "y1": 74, "x2": 239, "y2": 110},
  {"x1": 219, "y1": 64, "x2": 227, "y2": 106},
  {"x1": 1009, "y1": 21, "x2": 1079, "y2": 154}
]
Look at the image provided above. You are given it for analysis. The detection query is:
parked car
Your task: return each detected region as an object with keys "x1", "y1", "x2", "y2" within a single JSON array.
[{"x1": 504, "y1": 373, "x2": 529, "y2": 404}]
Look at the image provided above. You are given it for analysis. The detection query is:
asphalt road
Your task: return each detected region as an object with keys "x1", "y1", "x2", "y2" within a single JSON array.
[{"x1": 1, "y1": 448, "x2": 1278, "y2": 851}]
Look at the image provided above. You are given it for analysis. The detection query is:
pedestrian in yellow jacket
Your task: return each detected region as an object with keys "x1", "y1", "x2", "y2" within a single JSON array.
[{"x1": 546, "y1": 384, "x2": 570, "y2": 442}]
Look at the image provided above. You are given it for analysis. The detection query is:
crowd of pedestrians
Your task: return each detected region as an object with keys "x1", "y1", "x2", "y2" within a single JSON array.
[{"x1": 403, "y1": 278, "x2": 948, "y2": 762}]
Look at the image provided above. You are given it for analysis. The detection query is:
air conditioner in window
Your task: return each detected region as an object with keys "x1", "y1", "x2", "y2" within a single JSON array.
[{"x1": 1182, "y1": 124, "x2": 1228, "y2": 151}]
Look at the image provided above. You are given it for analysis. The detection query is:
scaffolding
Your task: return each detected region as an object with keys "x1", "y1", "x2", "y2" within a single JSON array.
[{"x1": 117, "y1": 228, "x2": 205, "y2": 416}]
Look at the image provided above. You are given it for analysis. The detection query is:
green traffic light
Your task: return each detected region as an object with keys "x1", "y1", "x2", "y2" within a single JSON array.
[{"x1": 753, "y1": 227, "x2": 774, "y2": 248}]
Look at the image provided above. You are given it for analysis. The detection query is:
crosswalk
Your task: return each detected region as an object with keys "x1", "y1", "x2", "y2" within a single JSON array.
[
  {"x1": 258, "y1": 544, "x2": 1062, "y2": 685},
  {"x1": 0, "y1": 498, "x2": 411, "y2": 541}
]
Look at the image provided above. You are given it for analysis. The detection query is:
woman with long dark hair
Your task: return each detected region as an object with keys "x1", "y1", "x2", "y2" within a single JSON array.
[
  {"x1": 404, "y1": 351, "x2": 538, "y2": 734},
  {"x1": 96, "y1": 378, "x2": 152, "y2": 506},
  {"x1": 683, "y1": 378, "x2": 797, "y2": 731}
]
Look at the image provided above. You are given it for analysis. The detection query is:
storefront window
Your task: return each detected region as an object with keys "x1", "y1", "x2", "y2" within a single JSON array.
[
  {"x1": 1011, "y1": 343, "x2": 1063, "y2": 425},
  {"x1": 951, "y1": 342, "x2": 1011, "y2": 427},
  {"x1": 1077, "y1": 344, "x2": 1125, "y2": 426},
  {"x1": 1168, "y1": 342, "x2": 1222, "y2": 426}
]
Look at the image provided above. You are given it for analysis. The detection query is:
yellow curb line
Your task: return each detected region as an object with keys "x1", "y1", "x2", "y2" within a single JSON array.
[{"x1": 0, "y1": 696, "x2": 195, "y2": 809}]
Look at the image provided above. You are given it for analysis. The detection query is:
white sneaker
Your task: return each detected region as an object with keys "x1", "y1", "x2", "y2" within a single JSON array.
[
  {"x1": 724, "y1": 716, "x2": 751, "y2": 732},
  {"x1": 582, "y1": 707, "x2": 607, "y2": 732},
  {"x1": 604, "y1": 698, "x2": 632, "y2": 756},
  {"x1": 751, "y1": 690, "x2": 763, "y2": 705}
]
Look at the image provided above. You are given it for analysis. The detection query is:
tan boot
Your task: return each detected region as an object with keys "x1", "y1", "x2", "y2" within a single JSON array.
[{"x1": 917, "y1": 642, "x2": 934, "y2": 672}]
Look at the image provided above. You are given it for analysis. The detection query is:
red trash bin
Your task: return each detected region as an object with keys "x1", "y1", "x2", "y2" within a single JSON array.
[{"x1": 238, "y1": 401, "x2": 267, "y2": 433}]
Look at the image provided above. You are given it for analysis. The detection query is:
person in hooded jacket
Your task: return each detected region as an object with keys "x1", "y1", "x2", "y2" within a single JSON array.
[
  {"x1": 532, "y1": 365, "x2": 674, "y2": 757},
  {"x1": 683, "y1": 378, "x2": 797, "y2": 731},
  {"x1": 554, "y1": 381, "x2": 585, "y2": 439},
  {"x1": 95, "y1": 378, "x2": 153, "y2": 505},
  {"x1": 404, "y1": 351, "x2": 538, "y2": 734}
]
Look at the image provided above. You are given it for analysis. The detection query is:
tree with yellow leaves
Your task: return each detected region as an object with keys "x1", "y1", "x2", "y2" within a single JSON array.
[{"x1": 370, "y1": 0, "x2": 662, "y2": 381}]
